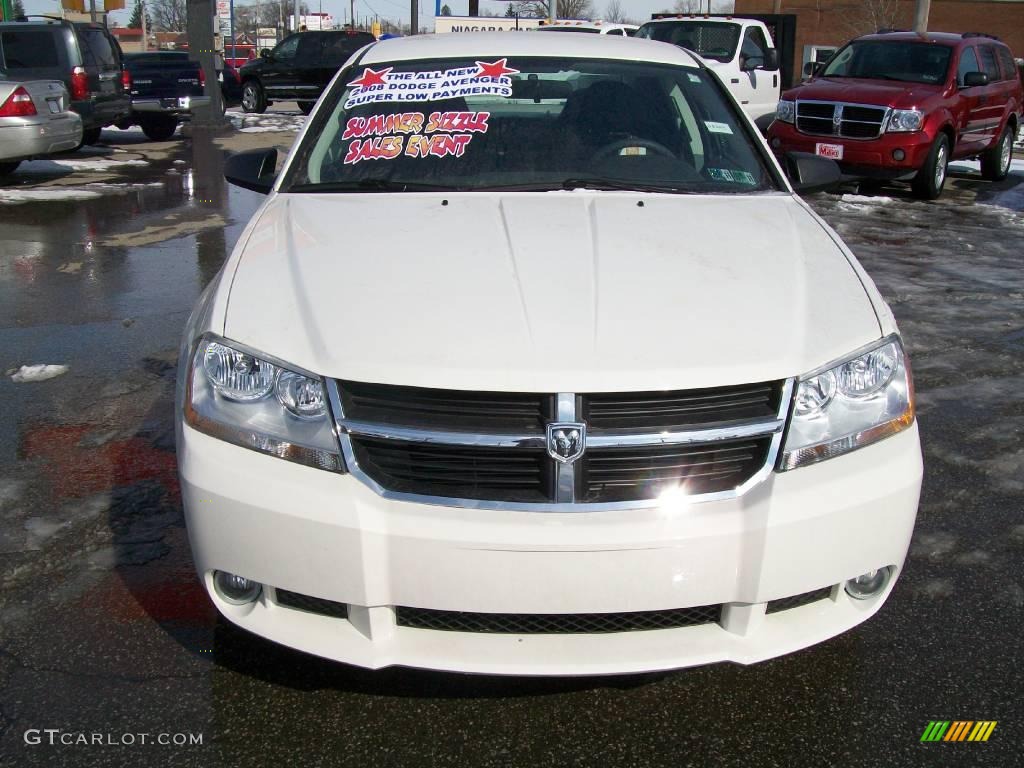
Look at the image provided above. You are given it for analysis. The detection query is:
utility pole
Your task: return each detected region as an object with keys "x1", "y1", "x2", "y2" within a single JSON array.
[
  {"x1": 350, "y1": 0, "x2": 354, "y2": 28},
  {"x1": 186, "y1": 0, "x2": 226, "y2": 126},
  {"x1": 90, "y1": 0, "x2": 96, "y2": 23},
  {"x1": 913, "y1": 0, "x2": 930, "y2": 33},
  {"x1": 141, "y1": 0, "x2": 147, "y2": 50},
  {"x1": 772, "y1": 0, "x2": 781, "y2": 13},
  {"x1": 294, "y1": 0, "x2": 299, "y2": 32},
  {"x1": 410, "y1": 0, "x2": 417, "y2": 34},
  {"x1": 548, "y1": 0, "x2": 555, "y2": 24}
]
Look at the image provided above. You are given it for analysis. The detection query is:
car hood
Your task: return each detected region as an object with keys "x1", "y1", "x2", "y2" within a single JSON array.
[
  {"x1": 785, "y1": 77, "x2": 945, "y2": 109},
  {"x1": 224, "y1": 192, "x2": 881, "y2": 392}
]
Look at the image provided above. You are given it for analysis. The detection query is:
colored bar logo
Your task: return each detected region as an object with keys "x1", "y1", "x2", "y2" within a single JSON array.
[{"x1": 920, "y1": 721, "x2": 997, "y2": 742}]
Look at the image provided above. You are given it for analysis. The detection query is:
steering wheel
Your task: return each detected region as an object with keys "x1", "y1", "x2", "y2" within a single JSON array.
[{"x1": 590, "y1": 137, "x2": 677, "y2": 164}]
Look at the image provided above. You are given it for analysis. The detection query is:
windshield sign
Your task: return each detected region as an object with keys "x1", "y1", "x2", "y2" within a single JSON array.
[
  {"x1": 822, "y1": 41, "x2": 953, "y2": 84},
  {"x1": 288, "y1": 56, "x2": 777, "y2": 194}
]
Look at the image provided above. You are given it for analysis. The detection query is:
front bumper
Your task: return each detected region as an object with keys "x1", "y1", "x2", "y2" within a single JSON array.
[
  {"x1": 768, "y1": 120, "x2": 935, "y2": 180},
  {"x1": 180, "y1": 422, "x2": 922, "y2": 675},
  {"x1": 0, "y1": 113, "x2": 83, "y2": 161}
]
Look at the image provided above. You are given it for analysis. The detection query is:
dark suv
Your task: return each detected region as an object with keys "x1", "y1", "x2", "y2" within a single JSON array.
[
  {"x1": 0, "y1": 17, "x2": 130, "y2": 147},
  {"x1": 239, "y1": 29, "x2": 375, "y2": 114},
  {"x1": 768, "y1": 31, "x2": 1022, "y2": 199}
]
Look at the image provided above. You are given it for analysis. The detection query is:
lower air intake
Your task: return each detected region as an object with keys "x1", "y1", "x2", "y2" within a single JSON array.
[
  {"x1": 275, "y1": 588, "x2": 349, "y2": 619},
  {"x1": 396, "y1": 604, "x2": 722, "y2": 634},
  {"x1": 765, "y1": 586, "x2": 833, "y2": 614}
]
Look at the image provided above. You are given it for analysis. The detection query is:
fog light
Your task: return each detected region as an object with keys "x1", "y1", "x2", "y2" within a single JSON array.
[
  {"x1": 892, "y1": 149, "x2": 905, "y2": 161},
  {"x1": 770, "y1": 137, "x2": 781, "y2": 149},
  {"x1": 213, "y1": 571, "x2": 262, "y2": 604},
  {"x1": 845, "y1": 567, "x2": 891, "y2": 600}
]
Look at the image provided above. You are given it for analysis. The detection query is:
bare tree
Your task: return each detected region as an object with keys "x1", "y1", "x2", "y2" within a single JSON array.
[
  {"x1": 840, "y1": 0, "x2": 909, "y2": 37},
  {"x1": 672, "y1": 0, "x2": 703, "y2": 12},
  {"x1": 514, "y1": 0, "x2": 593, "y2": 19},
  {"x1": 604, "y1": 0, "x2": 623, "y2": 22},
  {"x1": 149, "y1": 0, "x2": 187, "y2": 32}
]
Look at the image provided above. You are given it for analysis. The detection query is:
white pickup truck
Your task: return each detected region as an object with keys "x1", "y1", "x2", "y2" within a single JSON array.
[{"x1": 636, "y1": 16, "x2": 781, "y2": 130}]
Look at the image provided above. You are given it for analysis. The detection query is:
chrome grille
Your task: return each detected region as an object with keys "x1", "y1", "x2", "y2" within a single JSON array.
[
  {"x1": 582, "y1": 438, "x2": 771, "y2": 503},
  {"x1": 796, "y1": 101, "x2": 889, "y2": 140},
  {"x1": 396, "y1": 604, "x2": 722, "y2": 634},
  {"x1": 328, "y1": 379, "x2": 793, "y2": 511}
]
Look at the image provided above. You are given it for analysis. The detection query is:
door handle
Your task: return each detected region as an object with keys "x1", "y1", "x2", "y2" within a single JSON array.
[{"x1": 730, "y1": 78, "x2": 739, "y2": 84}]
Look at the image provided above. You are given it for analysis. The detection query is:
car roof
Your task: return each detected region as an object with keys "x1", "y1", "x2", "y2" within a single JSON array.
[
  {"x1": 361, "y1": 32, "x2": 699, "y2": 67},
  {"x1": 855, "y1": 31, "x2": 1003, "y2": 47}
]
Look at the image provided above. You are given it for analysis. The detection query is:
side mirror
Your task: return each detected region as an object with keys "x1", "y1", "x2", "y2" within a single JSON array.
[
  {"x1": 783, "y1": 151, "x2": 842, "y2": 194},
  {"x1": 962, "y1": 71, "x2": 988, "y2": 88},
  {"x1": 225, "y1": 148, "x2": 277, "y2": 194},
  {"x1": 764, "y1": 48, "x2": 780, "y2": 71},
  {"x1": 803, "y1": 61, "x2": 824, "y2": 77},
  {"x1": 260, "y1": 48, "x2": 272, "y2": 59}
]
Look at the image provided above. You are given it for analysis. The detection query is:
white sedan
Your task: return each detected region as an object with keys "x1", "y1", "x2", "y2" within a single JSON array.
[
  {"x1": 177, "y1": 32, "x2": 922, "y2": 675},
  {"x1": 0, "y1": 76, "x2": 82, "y2": 176}
]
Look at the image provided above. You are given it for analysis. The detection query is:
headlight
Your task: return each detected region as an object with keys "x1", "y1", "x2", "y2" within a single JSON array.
[
  {"x1": 780, "y1": 337, "x2": 914, "y2": 470},
  {"x1": 886, "y1": 109, "x2": 923, "y2": 133},
  {"x1": 184, "y1": 335, "x2": 343, "y2": 471},
  {"x1": 775, "y1": 99, "x2": 795, "y2": 124}
]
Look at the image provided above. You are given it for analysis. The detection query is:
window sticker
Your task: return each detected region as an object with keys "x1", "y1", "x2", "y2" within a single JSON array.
[
  {"x1": 706, "y1": 168, "x2": 757, "y2": 185},
  {"x1": 704, "y1": 121, "x2": 733, "y2": 134},
  {"x1": 687, "y1": 73, "x2": 701, "y2": 83},
  {"x1": 342, "y1": 111, "x2": 490, "y2": 164},
  {"x1": 344, "y1": 59, "x2": 520, "y2": 108}
]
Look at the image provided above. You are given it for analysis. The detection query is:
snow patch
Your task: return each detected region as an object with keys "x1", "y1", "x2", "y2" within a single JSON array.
[
  {"x1": 0, "y1": 188, "x2": 103, "y2": 203},
  {"x1": 228, "y1": 111, "x2": 306, "y2": 134},
  {"x1": 839, "y1": 194, "x2": 895, "y2": 205},
  {"x1": 9, "y1": 364, "x2": 69, "y2": 383}
]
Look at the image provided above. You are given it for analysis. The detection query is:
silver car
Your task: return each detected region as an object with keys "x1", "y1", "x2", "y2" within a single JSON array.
[{"x1": 0, "y1": 76, "x2": 82, "y2": 176}]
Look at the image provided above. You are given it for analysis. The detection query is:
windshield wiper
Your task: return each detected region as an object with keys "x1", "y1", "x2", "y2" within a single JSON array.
[
  {"x1": 288, "y1": 179, "x2": 464, "y2": 193},
  {"x1": 479, "y1": 178, "x2": 702, "y2": 194}
]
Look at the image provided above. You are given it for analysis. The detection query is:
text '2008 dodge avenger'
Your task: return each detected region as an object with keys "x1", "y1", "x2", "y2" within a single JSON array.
[{"x1": 176, "y1": 33, "x2": 923, "y2": 675}]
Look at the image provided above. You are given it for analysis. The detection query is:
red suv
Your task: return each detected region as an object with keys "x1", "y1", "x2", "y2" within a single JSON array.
[{"x1": 767, "y1": 31, "x2": 1022, "y2": 199}]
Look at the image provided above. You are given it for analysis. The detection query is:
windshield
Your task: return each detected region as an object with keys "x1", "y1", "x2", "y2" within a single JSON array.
[
  {"x1": 635, "y1": 22, "x2": 741, "y2": 63},
  {"x1": 821, "y1": 41, "x2": 953, "y2": 84},
  {"x1": 286, "y1": 56, "x2": 778, "y2": 195}
]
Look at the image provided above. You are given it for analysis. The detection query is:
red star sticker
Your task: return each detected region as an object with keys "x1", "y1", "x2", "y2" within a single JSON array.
[
  {"x1": 473, "y1": 58, "x2": 520, "y2": 79},
  {"x1": 350, "y1": 67, "x2": 392, "y2": 88}
]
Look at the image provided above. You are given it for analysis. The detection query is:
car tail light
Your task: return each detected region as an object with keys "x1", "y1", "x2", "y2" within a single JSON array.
[
  {"x1": 70, "y1": 66, "x2": 89, "y2": 101},
  {"x1": 0, "y1": 86, "x2": 37, "y2": 117},
  {"x1": 198, "y1": 67, "x2": 205, "y2": 87},
  {"x1": 121, "y1": 68, "x2": 132, "y2": 91},
  {"x1": 232, "y1": 67, "x2": 241, "y2": 84}
]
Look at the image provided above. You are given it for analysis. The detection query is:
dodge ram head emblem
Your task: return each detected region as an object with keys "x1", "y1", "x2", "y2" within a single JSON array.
[{"x1": 546, "y1": 423, "x2": 586, "y2": 464}]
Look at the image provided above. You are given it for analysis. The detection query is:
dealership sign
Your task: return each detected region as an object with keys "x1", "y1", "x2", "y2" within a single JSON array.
[{"x1": 434, "y1": 16, "x2": 542, "y2": 33}]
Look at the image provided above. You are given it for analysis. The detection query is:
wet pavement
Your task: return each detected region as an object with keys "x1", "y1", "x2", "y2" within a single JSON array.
[{"x1": 0, "y1": 113, "x2": 1022, "y2": 767}]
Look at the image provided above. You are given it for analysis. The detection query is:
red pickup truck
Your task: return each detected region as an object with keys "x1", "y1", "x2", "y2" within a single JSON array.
[{"x1": 768, "y1": 31, "x2": 1022, "y2": 199}]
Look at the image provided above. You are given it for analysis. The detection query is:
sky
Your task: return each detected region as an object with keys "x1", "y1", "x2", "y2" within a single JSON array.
[{"x1": 23, "y1": 0, "x2": 735, "y2": 31}]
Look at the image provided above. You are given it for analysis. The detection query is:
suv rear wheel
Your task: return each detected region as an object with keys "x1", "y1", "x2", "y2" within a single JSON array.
[
  {"x1": 0, "y1": 161, "x2": 21, "y2": 176},
  {"x1": 242, "y1": 80, "x2": 267, "y2": 114},
  {"x1": 912, "y1": 134, "x2": 949, "y2": 200},
  {"x1": 980, "y1": 125, "x2": 1014, "y2": 181},
  {"x1": 82, "y1": 127, "x2": 102, "y2": 146}
]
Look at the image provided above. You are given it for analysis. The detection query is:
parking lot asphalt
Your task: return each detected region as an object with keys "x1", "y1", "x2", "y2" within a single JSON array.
[{"x1": 0, "y1": 113, "x2": 1021, "y2": 768}]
